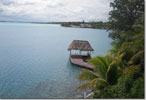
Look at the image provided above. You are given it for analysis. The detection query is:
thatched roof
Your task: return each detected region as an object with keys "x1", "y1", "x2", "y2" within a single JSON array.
[{"x1": 68, "y1": 40, "x2": 94, "y2": 51}]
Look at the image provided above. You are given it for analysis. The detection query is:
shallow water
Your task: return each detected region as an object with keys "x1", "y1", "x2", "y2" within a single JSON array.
[{"x1": 0, "y1": 22, "x2": 112, "y2": 98}]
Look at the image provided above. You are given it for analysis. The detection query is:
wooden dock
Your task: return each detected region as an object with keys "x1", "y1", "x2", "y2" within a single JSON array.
[{"x1": 70, "y1": 55, "x2": 95, "y2": 70}]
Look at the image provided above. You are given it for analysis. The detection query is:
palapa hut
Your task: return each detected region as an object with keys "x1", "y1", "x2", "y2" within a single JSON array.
[
  {"x1": 68, "y1": 40, "x2": 94, "y2": 56},
  {"x1": 68, "y1": 40, "x2": 95, "y2": 70}
]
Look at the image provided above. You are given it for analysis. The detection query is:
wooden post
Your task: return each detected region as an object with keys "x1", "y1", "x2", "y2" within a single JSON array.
[
  {"x1": 80, "y1": 50, "x2": 82, "y2": 55},
  {"x1": 70, "y1": 50, "x2": 72, "y2": 55},
  {"x1": 87, "y1": 51, "x2": 89, "y2": 56}
]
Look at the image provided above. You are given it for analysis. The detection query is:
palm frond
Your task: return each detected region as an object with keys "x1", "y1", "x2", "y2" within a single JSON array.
[
  {"x1": 129, "y1": 50, "x2": 144, "y2": 65},
  {"x1": 88, "y1": 57, "x2": 107, "y2": 78},
  {"x1": 77, "y1": 82, "x2": 93, "y2": 91},
  {"x1": 77, "y1": 78, "x2": 108, "y2": 91},
  {"x1": 79, "y1": 69, "x2": 99, "y2": 81},
  {"x1": 106, "y1": 62, "x2": 119, "y2": 85},
  {"x1": 98, "y1": 56, "x2": 109, "y2": 70},
  {"x1": 132, "y1": 24, "x2": 144, "y2": 33},
  {"x1": 122, "y1": 65, "x2": 141, "y2": 75}
]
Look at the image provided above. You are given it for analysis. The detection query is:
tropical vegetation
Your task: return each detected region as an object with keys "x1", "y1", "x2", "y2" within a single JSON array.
[
  {"x1": 77, "y1": 0, "x2": 144, "y2": 98},
  {"x1": 61, "y1": 21, "x2": 107, "y2": 29}
]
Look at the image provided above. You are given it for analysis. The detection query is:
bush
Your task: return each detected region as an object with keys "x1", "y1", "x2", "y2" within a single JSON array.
[
  {"x1": 93, "y1": 73, "x2": 144, "y2": 98},
  {"x1": 128, "y1": 78, "x2": 144, "y2": 98}
]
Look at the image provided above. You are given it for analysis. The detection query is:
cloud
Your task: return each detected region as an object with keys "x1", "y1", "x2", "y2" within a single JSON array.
[{"x1": 0, "y1": 0, "x2": 113, "y2": 22}]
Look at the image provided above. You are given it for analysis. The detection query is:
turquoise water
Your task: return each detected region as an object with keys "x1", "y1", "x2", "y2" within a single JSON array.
[{"x1": 0, "y1": 22, "x2": 112, "y2": 98}]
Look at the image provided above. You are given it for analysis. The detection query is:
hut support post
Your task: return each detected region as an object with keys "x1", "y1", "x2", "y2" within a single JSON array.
[
  {"x1": 89, "y1": 51, "x2": 91, "y2": 55},
  {"x1": 79, "y1": 50, "x2": 82, "y2": 55},
  {"x1": 87, "y1": 51, "x2": 89, "y2": 56},
  {"x1": 87, "y1": 51, "x2": 91, "y2": 56},
  {"x1": 70, "y1": 50, "x2": 72, "y2": 55}
]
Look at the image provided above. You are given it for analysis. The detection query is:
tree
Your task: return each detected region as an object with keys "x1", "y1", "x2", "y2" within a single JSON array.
[{"x1": 108, "y1": 0, "x2": 144, "y2": 40}]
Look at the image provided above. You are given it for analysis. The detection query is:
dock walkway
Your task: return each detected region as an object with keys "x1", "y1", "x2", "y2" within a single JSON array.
[{"x1": 70, "y1": 55, "x2": 95, "y2": 70}]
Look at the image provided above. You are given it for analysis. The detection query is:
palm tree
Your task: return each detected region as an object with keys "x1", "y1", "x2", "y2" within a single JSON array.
[{"x1": 78, "y1": 56, "x2": 121, "y2": 91}]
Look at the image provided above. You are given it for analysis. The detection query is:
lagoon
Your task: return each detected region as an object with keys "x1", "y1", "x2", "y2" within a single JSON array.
[{"x1": 0, "y1": 22, "x2": 112, "y2": 98}]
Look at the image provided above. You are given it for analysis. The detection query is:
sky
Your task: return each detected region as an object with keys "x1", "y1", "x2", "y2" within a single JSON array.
[{"x1": 0, "y1": 0, "x2": 113, "y2": 22}]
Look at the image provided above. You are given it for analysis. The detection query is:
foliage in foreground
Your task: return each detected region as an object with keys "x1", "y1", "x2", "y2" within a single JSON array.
[
  {"x1": 77, "y1": 56, "x2": 120, "y2": 91},
  {"x1": 77, "y1": 0, "x2": 144, "y2": 98},
  {"x1": 77, "y1": 19, "x2": 144, "y2": 98},
  {"x1": 93, "y1": 73, "x2": 144, "y2": 98}
]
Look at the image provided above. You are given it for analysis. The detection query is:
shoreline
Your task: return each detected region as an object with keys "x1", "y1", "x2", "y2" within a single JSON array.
[{"x1": 61, "y1": 25, "x2": 106, "y2": 30}]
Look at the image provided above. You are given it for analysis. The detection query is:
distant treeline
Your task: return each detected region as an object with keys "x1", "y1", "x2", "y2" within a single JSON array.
[{"x1": 61, "y1": 21, "x2": 108, "y2": 29}]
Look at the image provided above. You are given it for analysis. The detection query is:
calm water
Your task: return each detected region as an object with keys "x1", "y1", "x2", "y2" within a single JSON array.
[{"x1": 0, "y1": 22, "x2": 112, "y2": 98}]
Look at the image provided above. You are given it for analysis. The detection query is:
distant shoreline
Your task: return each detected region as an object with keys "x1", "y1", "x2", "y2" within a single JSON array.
[
  {"x1": 0, "y1": 21, "x2": 107, "y2": 30},
  {"x1": 61, "y1": 22, "x2": 107, "y2": 29},
  {"x1": 61, "y1": 25, "x2": 104, "y2": 30}
]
